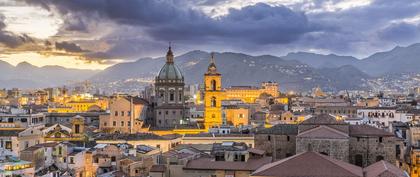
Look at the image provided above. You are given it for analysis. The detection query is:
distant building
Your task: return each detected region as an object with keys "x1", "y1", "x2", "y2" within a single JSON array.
[{"x1": 99, "y1": 96, "x2": 149, "y2": 133}]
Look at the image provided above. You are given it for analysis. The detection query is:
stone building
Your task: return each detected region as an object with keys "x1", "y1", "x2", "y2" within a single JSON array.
[
  {"x1": 296, "y1": 125, "x2": 350, "y2": 162},
  {"x1": 255, "y1": 114, "x2": 399, "y2": 167},
  {"x1": 254, "y1": 124, "x2": 297, "y2": 160},
  {"x1": 154, "y1": 46, "x2": 187, "y2": 128},
  {"x1": 99, "y1": 96, "x2": 149, "y2": 133}
]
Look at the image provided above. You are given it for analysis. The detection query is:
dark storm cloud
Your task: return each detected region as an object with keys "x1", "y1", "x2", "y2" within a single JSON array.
[
  {"x1": 0, "y1": 15, "x2": 33, "y2": 48},
  {"x1": 55, "y1": 41, "x2": 88, "y2": 53},
  {"x1": 379, "y1": 23, "x2": 420, "y2": 43},
  {"x1": 293, "y1": 0, "x2": 420, "y2": 56},
  {"x1": 24, "y1": 0, "x2": 420, "y2": 58},
  {"x1": 25, "y1": 0, "x2": 317, "y2": 45}
]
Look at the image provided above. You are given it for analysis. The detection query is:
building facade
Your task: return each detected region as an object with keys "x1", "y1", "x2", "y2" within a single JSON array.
[{"x1": 154, "y1": 46, "x2": 186, "y2": 128}]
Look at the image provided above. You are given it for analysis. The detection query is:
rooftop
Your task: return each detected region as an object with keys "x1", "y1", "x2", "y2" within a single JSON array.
[
  {"x1": 256, "y1": 124, "x2": 298, "y2": 135},
  {"x1": 252, "y1": 151, "x2": 363, "y2": 177},
  {"x1": 349, "y1": 125, "x2": 394, "y2": 137},
  {"x1": 184, "y1": 156, "x2": 272, "y2": 171}
]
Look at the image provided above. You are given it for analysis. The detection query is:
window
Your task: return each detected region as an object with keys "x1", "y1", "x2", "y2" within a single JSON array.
[
  {"x1": 211, "y1": 97, "x2": 216, "y2": 107},
  {"x1": 70, "y1": 157, "x2": 74, "y2": 164},
  {"x1": 156, "y1": 144, "x2": 160, "y2": 149},
  {"x1": 211, "y1": 80, "x2": 217, "y2": 91},
  {"x1": 111, "y1": 156, "x2": 116, "y2": 162},
  {"x1": 114, "y1": 111, "x2": 118, "y2": 116},
  {"x1": 268, "y1": 135, "x2": 271, "y2": 141},
  {"x1": 127, "y1": 111, "x2": 131, "y2": 116},
  {"x1": 113, "y1": 121, "x2": 116, "y2": 126},
  {"x1": 355, "y1": 154, "x2": 363, "y2": 167},
  {"x1": 121, "y1": 121, "x2": 124, "y2": 126},
  {"x1": 165, "y1": 111, "x2": 168, "y2": 115},
  {"x1": 287, "y1": 136, "x2": 290, "y2": 141},
  {"x1": 379, "y1": 137, "x2": 383, "y2": 143},
  {"x1": 128, "y1": 121, "x2": 131, "y2": 126},
  {"x1": 75, "y1": 124, "x2": 80, "y2": 134},
  {"x1": 170, "y1": 92, "x2": 174, "y2": 101},
  {"x1": 376, "y1": 155, "x2": 384, "y2": 162},
  {"x1": 179, "y1": 93, "x2": 182, "y2": 101},
  {"x1": 121, "y1": 111, "x2": 124, "y2": 116},
  {"x1": 158, "y1": 111, "x2": 161, "y2": 115},
  {"x1": 104, "y1": 122, "x2": 107, "y2": 126}
]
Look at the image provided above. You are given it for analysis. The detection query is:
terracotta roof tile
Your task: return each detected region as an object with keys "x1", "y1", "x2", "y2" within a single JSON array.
[
  {"x1": 364, "y1": 160, "x2": 408, "y2": 177},
  {"x1": 252, "y1": 151, "x2": 363, "y2": 177},
  {"x1": 297, "y1": 125, "x2": 349, "y2": 139},
  {"x1": 349, "y1": 125, "x2": 394, "y2": 137},
  {"x1": 184, "y1": 157, "x2": 272, "y2": 171},
  {"x1": 301, "y1": 114, "x2": 347, "y2": 125}
]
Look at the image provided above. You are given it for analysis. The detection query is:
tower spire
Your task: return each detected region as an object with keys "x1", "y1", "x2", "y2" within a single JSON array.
[
  {"x1": 210, "y1": 52, "x2": 215, "y2": 64},
  {"x1": 207, "y1": 52, "x2": 218, "y2": 74},
  {"x1": 166, "y1": 42, "x2": 174, "y2": 63}
]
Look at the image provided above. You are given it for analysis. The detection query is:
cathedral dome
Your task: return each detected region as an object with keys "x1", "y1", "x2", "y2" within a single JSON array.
[
  {"x1": 157, "y1": 63, "x2": 183, "y2": 80},
  {"x1": 157, "y1": 45, "x2": 184, "y2": 81}
]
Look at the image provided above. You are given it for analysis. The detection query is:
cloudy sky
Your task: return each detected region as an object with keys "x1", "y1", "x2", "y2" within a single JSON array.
[{"x1": 0, "y1": 0, "x2": 419, "y2": 69}]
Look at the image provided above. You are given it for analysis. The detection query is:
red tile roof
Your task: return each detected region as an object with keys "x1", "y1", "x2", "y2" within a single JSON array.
[
  {"x1": 298, "y1": 125, "x2": 349, "y2": 139},
  {"x1": 364, "y1": 160, "x2": 408, "y2": 177},
  {"x1": 252, "y1": 151, "x2": 363, "y2": 177},
  {"x1": 349, "y1": 125, "x2": 394, "y2": 137},
  {"x1": 184, "y1": 157, "x2": 272, "y2": 171},
  {"x1": 150, "y1": 165, "x2": 166, "y2": 173}
]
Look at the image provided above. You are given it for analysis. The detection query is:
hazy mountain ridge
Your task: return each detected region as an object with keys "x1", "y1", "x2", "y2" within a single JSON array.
[
  {"x1": 1, "y1": 43, "x2": 419, "y2": 91},
  {"x1": 282, "y1": 43, "x2": 420, "y2": 76},
  {"x1": 91, "y1": 50, "x2": 369, "y2": 91},
  {"x1": 0, "y1": 62, "x2": 99, "y2": 88}
]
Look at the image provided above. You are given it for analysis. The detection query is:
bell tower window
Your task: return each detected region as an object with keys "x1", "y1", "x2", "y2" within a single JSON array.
[
  {"x1": 211, "y1": 80, "x2": 216, "y2": 91},
  {"x1": 211, "y1": 97, "x2": 216, "y2": 107}
]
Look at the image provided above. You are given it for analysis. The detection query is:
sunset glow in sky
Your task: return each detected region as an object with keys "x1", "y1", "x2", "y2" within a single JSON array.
[{"x1": 0, "y1": 0, "x2": 419, "y2": 70}]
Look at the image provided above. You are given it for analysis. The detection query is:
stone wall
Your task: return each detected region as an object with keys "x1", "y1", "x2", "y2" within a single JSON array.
[
  {"x1": 349, "y1": 136, "x2": 396, "y2": 167},
  {"x1": 255, "y1": 134, "x2": 296, "y2": 160},
  {"x1": 296, "y1": 138, "x2": 349, "y2": 162}
]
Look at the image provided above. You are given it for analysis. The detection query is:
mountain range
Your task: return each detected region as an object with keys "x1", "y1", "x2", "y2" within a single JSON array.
[
  {"x1": 0, "y1": 61, "x2": 99, "y2": 88},
  {"x1": 1, "y1": 43, "x2": 420, "y2": 91}
]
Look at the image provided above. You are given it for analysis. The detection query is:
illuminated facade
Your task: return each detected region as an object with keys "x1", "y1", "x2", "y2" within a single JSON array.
[
  {"x1": 203, "y1": 54, "x2": 280, "y2": 129},
  {"x1": 204, "y1": 53, "x2": 224, "y2": 129}
]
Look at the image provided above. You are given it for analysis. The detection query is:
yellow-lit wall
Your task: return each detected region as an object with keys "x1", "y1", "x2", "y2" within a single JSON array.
[
  {"x1": 225, "y1": 108, "x2": 249, "y2": 127},
  {"x1": 204, "y1": 74, "x2": 224, "y2": 129}
]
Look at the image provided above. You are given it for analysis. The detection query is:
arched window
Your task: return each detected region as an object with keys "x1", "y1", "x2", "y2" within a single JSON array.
[
  {"x1": 169, "y1": 91, "x2": 174, "y2": 101},
  {"x1": 211, "y1": 97, "x2": 216, "y2": 107},
  {"x1": 211, "y1": 80, "x2": 217, "y2": 91}
]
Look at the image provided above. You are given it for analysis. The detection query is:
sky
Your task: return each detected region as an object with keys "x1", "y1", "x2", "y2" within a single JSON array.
[{"x1": 0, "y1": 0, "x2": 419, "y2": 70}]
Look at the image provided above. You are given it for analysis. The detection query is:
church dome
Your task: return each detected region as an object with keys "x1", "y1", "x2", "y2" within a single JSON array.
[
  {"x1": 157, "y1": 63, "x2": 183, "y2": 80},
  {"x1": 157, "y1": 45, "x2": 184, "y2": 81}
]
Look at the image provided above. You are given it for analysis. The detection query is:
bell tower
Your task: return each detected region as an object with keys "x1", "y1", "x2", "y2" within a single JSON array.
[{"x1": 204, "y1": 53, "x2": 224, "y2": 130}]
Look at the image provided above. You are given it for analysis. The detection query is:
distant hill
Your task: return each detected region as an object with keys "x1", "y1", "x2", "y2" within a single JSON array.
[
  {"x1": 2, "y1": 43, "x2": 419, "y2": 91},
  {"x1": 282, "y1": 43, "x2": 420, "y2": 76},
  {"x1": 0, "y1": 61, "x2": 99, "y2": 88},
  {"x1": 283, "y1": 52, "x2": 359, "y2": 68},
  {"x1": 91, "y1": 50, "x2": 370, "y2": 91}
]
